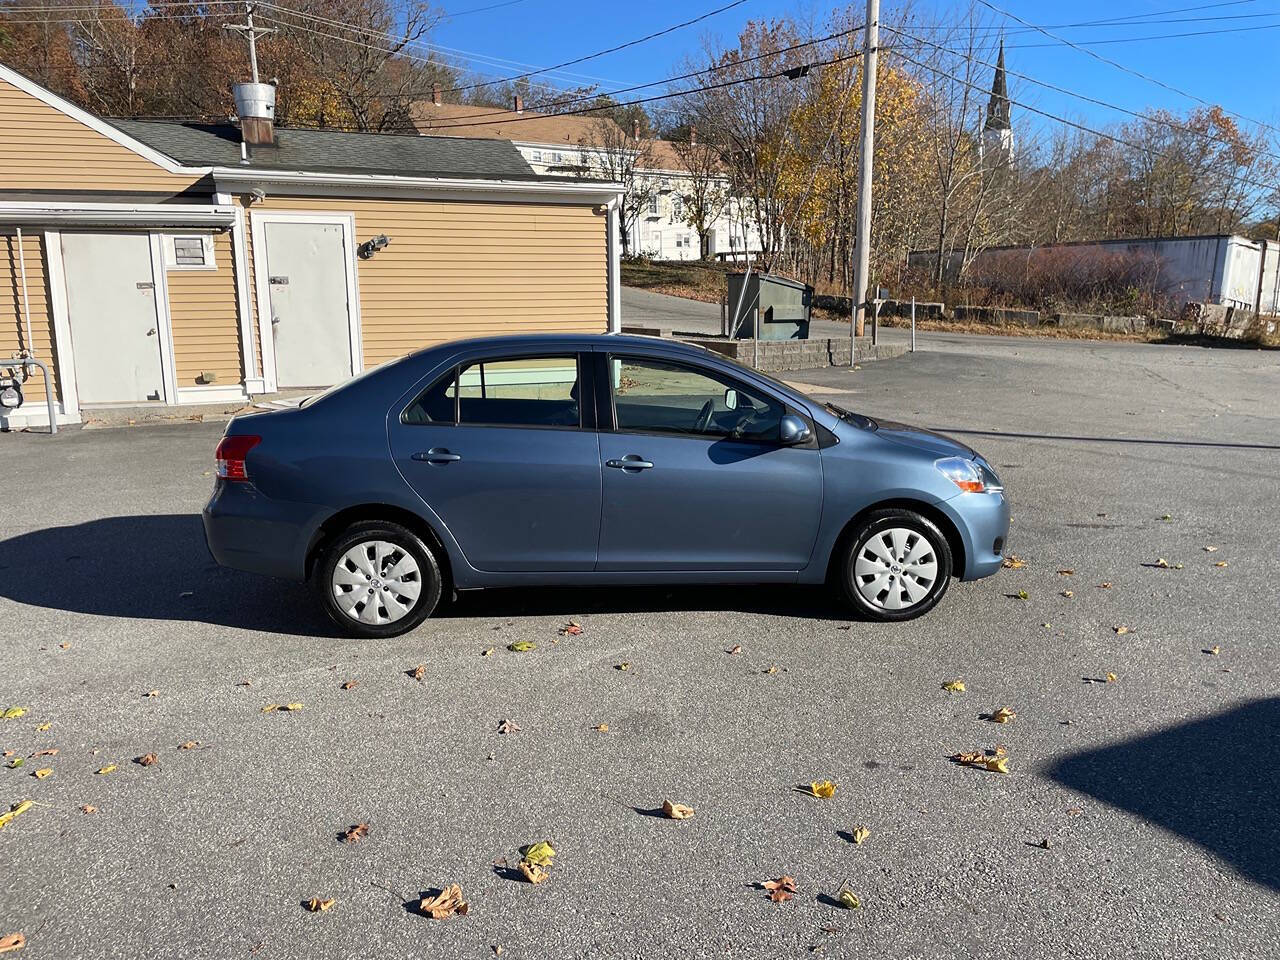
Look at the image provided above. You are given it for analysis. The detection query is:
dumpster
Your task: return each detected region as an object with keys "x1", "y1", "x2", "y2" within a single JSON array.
[{"x1": 726, "y1": 273, "x2": 813, "y2": 340}]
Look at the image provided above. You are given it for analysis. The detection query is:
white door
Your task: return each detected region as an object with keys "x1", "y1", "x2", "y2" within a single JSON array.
[
  {"x1": 263, "y1": 221, "x2": 354, "y2": 388},
  {"x1": 61, "y1": 232, "x2": 165, "y2": 404}
]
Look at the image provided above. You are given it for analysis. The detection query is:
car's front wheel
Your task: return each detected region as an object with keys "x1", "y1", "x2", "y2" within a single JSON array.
[
  {"x1": 315, "y1": 520, "x2": 443, "y2": 638},
  {"x1": 838, "y1": 509, "x2": 953, "y2": 621}
]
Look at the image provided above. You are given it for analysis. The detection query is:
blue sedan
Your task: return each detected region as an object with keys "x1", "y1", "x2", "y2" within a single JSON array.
[{"x1": 204, "y1": 334, "x2": 1008, "y2": 637}]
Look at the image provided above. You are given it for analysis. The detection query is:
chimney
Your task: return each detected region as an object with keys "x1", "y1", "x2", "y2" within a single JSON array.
[
  {"x1": 633, "y1": 119, "x2": 640, "y2": 140},
  {"x1": 513, "y1": 94, "x2": 523, "y2": 114},
  {"x1": 431, "y1": 82, "x2": 441, "y2": 106},
  {"x1": 234, "y1": 81, "x2": 276, "y2": 147},
  {"x1": 689, "y1": 124, "x2": 697, "y2": 145}
]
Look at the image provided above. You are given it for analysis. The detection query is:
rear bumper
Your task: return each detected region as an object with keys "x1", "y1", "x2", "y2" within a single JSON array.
[
  {"x1": 939, "y1": 491, "x2": 1010, "y2": 581},
  {"x1": 202, "y1": 480, "x2": 326, "y2": 581}
]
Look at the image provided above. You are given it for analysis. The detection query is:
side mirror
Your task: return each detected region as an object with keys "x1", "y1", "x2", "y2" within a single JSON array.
[
  {"x1": 724, "y1": 388, "x2": 738, "y2": 410},
  {"x1": 779, "y1": 414, "x2": 812, "y2": 446}
]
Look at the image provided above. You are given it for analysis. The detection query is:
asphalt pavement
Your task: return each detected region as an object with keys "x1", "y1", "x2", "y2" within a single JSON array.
[{"x1": 1, "y1": 330, "x2": 1278, "y2": 959}]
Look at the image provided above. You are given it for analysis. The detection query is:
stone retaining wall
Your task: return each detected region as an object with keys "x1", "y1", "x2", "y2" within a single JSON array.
[{"x1": 678, "y1": 336, "x2": 906, "y2": 372}]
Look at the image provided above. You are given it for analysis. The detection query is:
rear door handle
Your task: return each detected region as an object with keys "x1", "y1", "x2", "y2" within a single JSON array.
[
  {"x1": 412, "y1": 448, "x2": 462, "y2": 464},
  {"x1": 606, "y1": 456, "x2": 653, "y2": 470}
]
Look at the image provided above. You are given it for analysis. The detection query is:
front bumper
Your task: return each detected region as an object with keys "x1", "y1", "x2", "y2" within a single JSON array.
[
  {"x1": 939, "y1": 490, "x2": 1010, "y2": 581},
  {"x1": 202, "y1": 480, "x2": 327, "y2": 581}
]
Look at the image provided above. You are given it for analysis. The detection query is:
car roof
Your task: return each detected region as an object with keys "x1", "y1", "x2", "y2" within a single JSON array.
[{"x1": 431, "y1": 332, "x2": 706, "y2": 352}]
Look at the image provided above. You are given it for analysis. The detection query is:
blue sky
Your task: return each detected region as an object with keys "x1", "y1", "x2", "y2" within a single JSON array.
[{"x1": 432, "y1": 0, "x2": 1280, "y2": 142}]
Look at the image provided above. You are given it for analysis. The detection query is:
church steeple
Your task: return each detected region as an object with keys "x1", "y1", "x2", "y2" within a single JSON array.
[{"x1": 983, "y1": 38, "x2": 1014, "y2": 162}]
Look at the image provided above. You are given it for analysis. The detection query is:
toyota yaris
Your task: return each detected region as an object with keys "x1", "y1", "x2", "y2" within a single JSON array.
[{"x1": 204, "y1": 334, "x2": 1008, "y2": 638}]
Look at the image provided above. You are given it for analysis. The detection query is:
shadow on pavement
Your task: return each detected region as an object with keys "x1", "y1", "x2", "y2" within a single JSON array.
[
  {"x1": 0, "y1": 515, "x2": 851, "y2": 635},
  {"x1": 1048, "y1": 697, "x2": 1280, "y2": 892}
]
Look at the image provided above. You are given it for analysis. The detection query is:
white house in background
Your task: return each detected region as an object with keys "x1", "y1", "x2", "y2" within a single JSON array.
[{"x1": 412, "y1": 96, "x2": 764, "y2": 262}]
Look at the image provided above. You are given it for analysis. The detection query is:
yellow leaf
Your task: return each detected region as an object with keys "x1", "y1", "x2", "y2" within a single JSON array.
[
  {"x1": 662, "y1": 800, "x2": 695, "y2": 820},
  {"x1": 0, "y1": 932, "x2": 26, "y2": 954},
  {"x1": 95, "y1": 764, "x2": 117, "y2": 775},
  {"x1": 1205, "y1": 646, "x2": 1221, "y2": 656},
  {"x1": 592, "y1": 723, "x2": 609, "y2": 732},
  {"x1": 1105, "y1": 673, "x2": 1118, "y2": 683},
  {"x1": 1202, "y1": 545, "x2": 1218, "y2": 553},
  {"x1": 36, "y1": 723, "x2": 50, "y2": 732},
  {"x1": 942, "y1": 680, "x2": 966, "y2": 693},
  {"x1": 520, "y1": 841, "x2": 556, "y2": 867},
  {"x1": 987, "y1": 706, "x2": 1016, "y2": 724},
  {"x1": 80, "y1": 804, "x2": 97, "y2": 814},
  {"x1": 837, "y1": 888, "x2": 862, "y2": 910},
  {"x1": 1214, "y1": 561, "x2": 1228, "y2": 567},
  {"x1": 283, "y1": 703, "x2": 303, "y2": 712},
  {"x1": 507, "y1": 641, "x2": 536, "y2": 652},
  {"x1": 304, "y1": 897, "x2": 336, "y2": 913},
  {"x1": 261, "y1": 704, "x2": 279, "y2": 713},
  {"x1": 480, "y1": 648, "x2": 494, "y2": 657},
  {"x1": 614, "y1": 662, "x2": 631, "y2": 671},
  {"x1": 1061, "y1": 590, "x2": 1074, "y2": 598},
  {"x1": 1, "y1": 707, "x2": 26, "y2": 720},
  {"x1": 951, "y1": 751, "x2": 1010, "y2": 774},
  {"x1": 177, "y1": 741, "x2": 199, "y2": 750},
  {"x1": 1114, "y1": 626, "x2": 1130, "y2": 635},
  {"x1": 808, "y1": 780, "x2": 837, "y2": 798},
  {"x1": 851, "y1": 825, "x2": 871, "y2": 845},
  {"x1": 32, "y1": 768, "x2": 52, "y2": 780},
  {"x1": 0, "y1": 800, "x2": 34, "y2": 830}
]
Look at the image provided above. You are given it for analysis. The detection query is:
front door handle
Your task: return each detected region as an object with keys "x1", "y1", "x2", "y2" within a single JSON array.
[
  {"x1": 606, "y1": 455, "x2": 654, "y2": 470},
  {"x1": 412, "y1": 448, "x2": 462, "y2": 464}
]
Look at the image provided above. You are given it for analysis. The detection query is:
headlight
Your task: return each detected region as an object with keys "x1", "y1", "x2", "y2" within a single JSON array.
[{"x1": 936, "y1": 456, "x2": 1003, "y2": 494}]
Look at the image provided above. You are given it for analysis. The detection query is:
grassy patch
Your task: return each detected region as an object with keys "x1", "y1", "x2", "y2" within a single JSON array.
[{"x1": 621, "y1": 259, "x2": 732, "y2": 304}]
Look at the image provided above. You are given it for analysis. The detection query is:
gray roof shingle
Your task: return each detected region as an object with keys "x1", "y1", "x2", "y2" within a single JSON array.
[{"x1": 110, "y1": 119, "x2": 541, "y2": 180}]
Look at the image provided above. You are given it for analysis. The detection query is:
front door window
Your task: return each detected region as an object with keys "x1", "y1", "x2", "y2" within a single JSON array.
[{"x1": 610, "y1": 356, "x2": 784, "y2": 442}]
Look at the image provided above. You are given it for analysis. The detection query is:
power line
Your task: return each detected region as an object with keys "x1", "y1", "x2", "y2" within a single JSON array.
[
  {"x1": 884, "y1": 24, "x2": 1280, "y2": 168},
  {"x1": 975, "y1": 0, "x2": 1280, "y2": 139}
]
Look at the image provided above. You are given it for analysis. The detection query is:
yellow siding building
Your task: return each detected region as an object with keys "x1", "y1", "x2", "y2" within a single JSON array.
[{"x1": 1, "y1": 64, "x2": 621, "y2": 429}]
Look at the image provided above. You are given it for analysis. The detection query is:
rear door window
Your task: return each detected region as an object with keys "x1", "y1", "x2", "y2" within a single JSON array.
[{"x1": 403, "y1": 355, "x2": 581, "y2": 428}]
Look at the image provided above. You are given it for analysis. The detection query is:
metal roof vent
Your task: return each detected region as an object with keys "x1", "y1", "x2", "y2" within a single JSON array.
[{"x1": 234, "y1": 81, "x2": 276, "y2": 146}]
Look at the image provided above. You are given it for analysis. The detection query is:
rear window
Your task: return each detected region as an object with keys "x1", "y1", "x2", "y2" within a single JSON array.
[{"x1": 403, "y1": 356, "x2": 581, "y2": 428}]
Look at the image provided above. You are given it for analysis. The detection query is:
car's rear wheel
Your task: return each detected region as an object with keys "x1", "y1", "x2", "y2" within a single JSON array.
[
  {"x1": 838, "y1": 509, "x2": 953, "y2": 621},
  {"x1": 315, "y1": 520, "x2": 443, "y2": 638}
]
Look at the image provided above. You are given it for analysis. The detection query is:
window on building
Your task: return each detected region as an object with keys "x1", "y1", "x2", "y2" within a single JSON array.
[
  {"x1": 164, "y1": 234, "x2": 215, "y2": 270},
  {"x1": 531, "y1": 150, "x2": 543, "y2": 162},
  {"x1": 648, "y1": 197, "x2": 659, "y2": 215}
]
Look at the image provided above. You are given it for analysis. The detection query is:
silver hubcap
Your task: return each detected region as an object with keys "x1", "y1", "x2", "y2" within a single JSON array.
[
  {"x1": 331, "y1": 540, "x2": 422, "y2": 625},
  {"x1": 853, "y1": 527, "x2": 939, "y2": 611}
]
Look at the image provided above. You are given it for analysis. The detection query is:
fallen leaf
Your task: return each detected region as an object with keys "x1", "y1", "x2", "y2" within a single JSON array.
[
  {"x1": 28, "y1": 749, "x2": 57, "y2": 758},
  {"x1": 805, "y1": 780, "x2": 837, "y2": 799},
  {"x1": 31, "y1": 769, "x2": 52, "y2": 780},
  {"x1": 941, "y1": 680, "x2": 966, "y2": 693},
  {"x1": 496, "y1": 719, "x2": 520, "y2": 735},
  {"x1": 1001, "y1": 554, "x2": 1025, "y2": 569},
  {"x1": 1113, "y1": 625, "x2": 1130, "y2": 635},
  {"x1": 850, "y1": 825, "x2": 871, "y2": 845},
  {"x1": 480, "y1": 648, "x2": 494, "y2": 658},
  {"x1": 506, "y1": 642, "x2": 536, "y2": 653},
  {"x1": 135, "y1": 753, "x2": 158, "y2": 767},
  {"x1": 1204, "y1": 646, "x2": 1221, "y2": 656},
  {"x1": 418, "y1": 884, "x2": 468, "y2": 919},
  {"x1": 0, "y1": 933, "x2": 25, "y2": 954},
  {"x1": 177, "y1": 741, "x2": 200, "y2": 751},
  {"x1": 95, "y1": 764, "x2": 117, "y2": 775},
  {"x1": 1160, "y1": 514, "x2": 1173, "y2": 521},
  {"x1": 763, "y1": 665, "x2": 779, "y2": 675},
  {"x1": 0, "y1": 752, "x2": 10, "y2": 758},
  {"x1": 950, "y1": 751, "x2": 1010, "y2": 774},
  {"x1": 1061, "y1": 590, "x2": 1074, "y2": 598},
  {"x1": 0, "y1": 800, "x2": 33, "y2": 830},
  {"x1": 1203, "y1": 545, "x2": 1219, "y2": 553},
  {"x1": 1098, "y1": 582, "x2": 1112, "y2": 589},
  {"x1": 340, "y1": 822, "x2": 369, "y2": 844},
  {"x1": 1174, "y1": 563, "x2": 1184, "y2": 570},
  {"x1": 592, "y1": 723, "x2": 609, "y2": 732},
  {"x1": 520, "y1": 841, "x2": 556, "y2": 867},
  {"x1": 1214, "y1": 560, "x2": 1229, "y2": 567},
  {"x1": 145, "y1": 690, "x2": 160, "y2": 698},
  {"x1": 409, "y1": 664, "x2": 427, "y2": 680},
  {"x1": 558, "y1": 621, "x2": 583, "y2": 636},
  {"x1": 4, "y1": 758, "x2": 21, "y2": 769},
  {"x1": 1056, "y1": 569, "x2": 1074, "y2": 576},
  {"x1": 80, "y1": 804, "x2": 97, "y2": 814},
  {"x1": 1066, "y1": 806, "x2": 1083, "y2": 816},
  {"x1": 517, "y1": 860, "x2": 547, "y2": 884},
  {"x1": 662, "y1": 800, "x2": 695, "y2": 820},
  {"x1": 762, "y1": 875, "x2": 797, "y2": 903},
  {"x1": 35, "y1": 724, "x2": 50, "y2": 732},
  {"x1": 614, "y1": 662, "x2": 631, "y2": 671},
  {"x1": 340, "y1": 680, "x2": 358, "y2": 691},
  {"x1": 726, "y1": 645, "x2": 742, "y2": 655},
  {"x1": 59, "y1": 642, "x2": 70, "y2": 650},
  {"x1": 2, "y1": 707, "x2": 27, "y2": 720},
  {"x1": 1105, "y1": 672, "x2": 1119, "y2": 683},
  {"x1": 982, "y1": 706, "x2": 1017, "y2": 724},
  {"x1": 1014, "y1": 590, "x2": 1029, "y2": 600},
  {"x1": 304, "y1": 897, "x2": 336, "y2": 913},
  {"x1": 1153, "y1": 558, "x2": 1170, "y2": 568},
  {"x1": 837, "y1": 888, "x2": 862, "y2": 910},
  {"x1": 1035, "y1": 838, "x2": 1053, "y2": 850}
]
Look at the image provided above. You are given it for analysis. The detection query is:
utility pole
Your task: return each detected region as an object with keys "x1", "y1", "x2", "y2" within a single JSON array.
[
  {"x1": 223, "y1": 2, "x2": 275, "y2": 83},
  {"x1": 850, "y1": 0, "x2": 878, "y2": 364}
]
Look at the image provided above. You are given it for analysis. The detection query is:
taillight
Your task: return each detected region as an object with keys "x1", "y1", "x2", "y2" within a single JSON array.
[{"x1": 215, "y1": 434, "x2": 261, "y2": 481}]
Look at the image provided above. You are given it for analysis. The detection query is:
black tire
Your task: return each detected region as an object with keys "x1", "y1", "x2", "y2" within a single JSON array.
[
  {"x1": 314, "y1": 520, "x2": 443, "y2": 638},
  {"x1": 837, "y1": 509, "x2": 953, "y2": 622}
]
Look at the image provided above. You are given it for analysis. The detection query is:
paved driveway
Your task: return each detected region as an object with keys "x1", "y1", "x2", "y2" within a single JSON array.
[{"x1": 1, "y1": 335, "x2": 1278, "y2": 959}]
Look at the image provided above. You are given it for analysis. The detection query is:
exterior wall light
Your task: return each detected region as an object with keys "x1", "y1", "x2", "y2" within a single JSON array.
[{"x1": 358, "y1": 234, "x2": 391, "y2": 259}]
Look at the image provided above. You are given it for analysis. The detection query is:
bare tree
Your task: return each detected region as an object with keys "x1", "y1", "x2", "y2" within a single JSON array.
[
  {"x1": 671, "y1": 136, "x2": 729, "y2": 259},
  {"x1": 581, "y1": 115, "x2": 657, "y2": 257}
]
